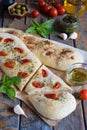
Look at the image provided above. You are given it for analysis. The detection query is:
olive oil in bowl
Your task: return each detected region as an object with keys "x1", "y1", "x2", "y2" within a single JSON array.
[{"x1": 66, "y1": 63, "x2": 87, "y2": 86}]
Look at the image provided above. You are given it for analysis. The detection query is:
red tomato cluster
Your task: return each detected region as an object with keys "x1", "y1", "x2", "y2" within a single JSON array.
[{"x1": 38, "y1": 0, "x2": 66, "y2": 17}]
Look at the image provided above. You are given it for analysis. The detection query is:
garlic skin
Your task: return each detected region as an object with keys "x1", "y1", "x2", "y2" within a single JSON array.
[
  {"x1": 58, "y1": 33, "x2": 68, "y2": 40},
  {"x1": 14, "y1": 105, "x2": 27, "y2": 118},
  {"x1": 69, "y1": 32, "x2": 78, "y2": 40}
]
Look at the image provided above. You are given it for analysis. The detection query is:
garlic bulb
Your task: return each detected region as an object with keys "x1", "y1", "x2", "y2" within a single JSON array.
[
  {"x1": 58, "y1": 33, "x2": 68, "y2": 40},
  {"x1": 14, "y1": 105, "x2": 27, "y2": 118},
  {"x1": 69, "y1": 32, "x2": 78, "y2": 40}
]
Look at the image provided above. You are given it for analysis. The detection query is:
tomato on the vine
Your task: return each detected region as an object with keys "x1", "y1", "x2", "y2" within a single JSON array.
[
  {"x1": 80, "y1": 89, "x2": 87, "y2": 100},
  {"x1": 38, "y1": 0, "x2": 46, "y2": 7},
  {"x1": 48, "y1": 7, "x2": 58, "y2": 17},
  {"x1": 57, "y1": 6, "x2": 66, "y2": 15},
  {"x1": 31, "y1": 10, "x2": 39, "y2": 18},
  {"x1": 42, "y1": 4, "x2": 51, "y2": 13},
  {"x1": 54, "y1": 2, "x2": 62, "y2": 8}
]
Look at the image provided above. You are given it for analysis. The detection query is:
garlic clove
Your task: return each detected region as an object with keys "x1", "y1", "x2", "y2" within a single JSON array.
[
  {"x1": 69, "y1": 32, "x2": 78, "y2": 40},
  {"x1": 58, "y1": 33, "x2": 68, "y2": 40},
  {"x1": 14, "y1": 105, "x2": 27, "y2": 118}
]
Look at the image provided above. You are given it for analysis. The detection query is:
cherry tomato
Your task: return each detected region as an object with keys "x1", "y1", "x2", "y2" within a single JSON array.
[
  {"x1": 17, "y1": 72, "x2": 29, "y2": 78},
  {"x1": 45, "y1": 93, "x2": 58, "y2": 99},
  {"x1": 57, "y1": 6, "x2": 66, "y2": 15},
  {"x1": 42, "y1": 4, "x2": 50, "y2": 13},
  {"x1": 32, "y1": 10, "x2": 39, "y2": 18},
  {"x1": 4, "y1": 38, "x2": 14, "y2": 43},
  {"x1": 0, "y1": 51, "x2": 8, "y2": 56},
  {"x1": 32, "y1": 81, "x2": 43, "y2": 88},
  {"x1": 48, "y1": 7, "x2": 58, "y2": 17},
  {"x1": 38, "y1": 0, "x2": 46, "y2": 7},
  {"x1": 80, "y1": 89, "x2": 87, "y2": 100},
  {"x1": 4, "y1": 60, "x2": 15, "y2": 69},
  {"x1": 20, "y1": 59, "x2": 31, "y2": 65},
  {"x1": 53, "y1": 82, "x2": 61, "y2": 89},
  {"x1": 42, "y1": 69, "x2": 48, "y2": 77},
  {"x1": 54, "y1": 2, "x2": 62, "y2": 8},
  {"x1": 14, "y1": 47, "x2": 24, "y2": 53}
]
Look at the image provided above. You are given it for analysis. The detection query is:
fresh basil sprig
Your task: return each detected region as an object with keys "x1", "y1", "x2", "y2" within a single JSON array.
[
  {"x1": 0, "y1": 74, "x2": 21, "y2": 99},
  {"x1": 26, "y1": 19, "x2": 55, "y2": 38}
]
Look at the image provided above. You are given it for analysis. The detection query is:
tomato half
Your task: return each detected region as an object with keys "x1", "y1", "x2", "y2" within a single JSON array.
[
  {"x1": 80, "y1": 89, "x2": 87, "y2": 100},
  {"x1": 45, "y1": 93, "x2": 58, "y2": 99},
  {"x1": 42, "y1": 69, "x2": 48, "y2": 77},
  {"x1": 53, "y1": 82, "x2": 61, "y2": 89},
  {"x1": 32, "y1": 81, "x2": 43, "y2": 88}
]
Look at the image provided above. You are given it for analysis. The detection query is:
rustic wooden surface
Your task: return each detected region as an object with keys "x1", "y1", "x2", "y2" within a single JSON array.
[{"x1": 0, "y1": 0, "x2": 87, "y2": 130}]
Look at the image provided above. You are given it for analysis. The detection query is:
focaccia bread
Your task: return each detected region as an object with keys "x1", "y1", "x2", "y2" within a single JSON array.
[
  {"x1": 25, "y1": 65, "x2": 76, "y2": 120},
  {"x1": 28, "y1": 92, "x2": 76, "y2": 120},
  {"x1": 0, "y1": 32, "x2": 41, "y2": 91},
  {"x1": 0, "y1": 29, "x2": 77, "y2": 121},
  {"x1": 25, "y1": 65, "x2": 71, "y2": 95},
  {"x1": 0, "y1": 28, "x2": 84, "y2": 71}
]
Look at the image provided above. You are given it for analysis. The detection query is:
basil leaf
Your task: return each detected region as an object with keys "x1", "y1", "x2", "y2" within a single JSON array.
[
  {"x1": 26, "y1": 19, "x2": 55, "y2": 38},
  {"x1": 26, "y1": 27, "x2": 37, "y2": 34},
  {"x1": 40, "y1": 19, "x2": 54, "y2": 29},
  {"x1": 0, "y1": 75, "x2": 21, "y2": 100},
  {"x1": 0, "y1": 85, "x2": 5, "y2": 92},
  {"x1": 32, "y1": 19, "x2": 39, "y2": 27},
  {"x1": 10, "y1": 76, "x2": 21, "y2": 85},
  {"x1": 6, "y1": 87, "x2": 16, "y2": 99}
]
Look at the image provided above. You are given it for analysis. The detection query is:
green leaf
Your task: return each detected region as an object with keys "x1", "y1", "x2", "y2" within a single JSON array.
[
  {"x1": 0, "y1": 85, "x2": 5, "y2": 92},
  {"x1": 26, "y1": 27, "x2": 37, "y2": 34},
  {"x1": 32, "y1": 19, "x2": 39, "y2": 27},
  {"x1": 2, "y1": 74, "x2": 9, "y2": 83},
  {"x1": 26, "y1": 19, "x2": 55, "y2": 38},
  {"x1": 40, "y1": 19, "x2": 54, "y2": 29},
  {"x1": 0, "y1": 75, "x2": 21, "y2": 100},
  {"x1": 6, "y1": 87, "x2": 16, "y2": 99},
  {"x1": 10, "y1": 76, "x2": 21, "y2": 85}
]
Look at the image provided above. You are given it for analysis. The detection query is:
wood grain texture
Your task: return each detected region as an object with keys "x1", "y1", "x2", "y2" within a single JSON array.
[
  {"x1": 0, "y1": 93, "x2": 20, "y2": 130},
  {"x1": 76, "y1": 13, "x2": 87, "y2": 51}
]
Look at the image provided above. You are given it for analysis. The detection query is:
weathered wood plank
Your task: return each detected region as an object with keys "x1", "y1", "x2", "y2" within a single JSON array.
[
  {"x1": 19, "y1": 103, "x2": 53, "y2": 130},
  {"x1": 75, "y1": 13, "x2": 87, "y2": 129},
  {"x1": 76, "y1": 12, "x2": 87, "y2": 51},
  {"x1": 0, "y1": 93, "x2": 20, "y2": 130},
  {"x1": 83, "y1": 101, "x2": 87, "y2": 129}
]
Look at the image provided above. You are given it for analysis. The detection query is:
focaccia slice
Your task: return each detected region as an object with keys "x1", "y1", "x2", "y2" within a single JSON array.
[
  {"x1": 22, "y1": 33, "x2": 83, "y2": 71},
  {"x1": 0, "y1": 28, "x2": 84, "y2": 71},
  {"x1": 25, "y1": 65, "x2": 71, "y2": 95},
  {"x1": 0, "y1": 33, "x2": 41, "y2": 91},
  {"x1": 28, "y1": 92, "x2": 76, "y2": 120}
]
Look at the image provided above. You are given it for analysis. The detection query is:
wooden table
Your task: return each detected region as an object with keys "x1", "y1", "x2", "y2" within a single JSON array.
[{"x1": 0, "y1": 0, "x2": 87, "y2": 130}]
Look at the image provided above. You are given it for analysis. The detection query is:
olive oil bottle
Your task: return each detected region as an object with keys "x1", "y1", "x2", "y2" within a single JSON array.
[{"x1": 64, "y1": 0, "x2": 87, "y2": 16}]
